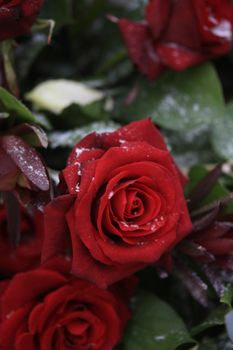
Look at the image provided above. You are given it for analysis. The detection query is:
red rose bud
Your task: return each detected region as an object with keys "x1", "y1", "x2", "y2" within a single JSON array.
[
  {"x1": 188, "y1": 218, "x2": 233, "y2": 269},
  {"x1": 0, "y1": 257, "x2": 131, "y2": 350},
  {"x1": 118, "y1": 0, "x2": 233, "y2": 79},
  {"x1": 0, "y1": 205, "x2": 43, "y2": 276},
  {"x1": 42, "y1": 119, "x2": 192, "y2": 288},
  {"x1": 0, "y1": 0, "x2": 44, "y2": 41}
]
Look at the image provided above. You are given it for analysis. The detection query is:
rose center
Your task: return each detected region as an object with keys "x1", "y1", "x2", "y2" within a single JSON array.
[
  {"x1": 125, "y1": 191, "x2": 144, "y2": 219},
  {"x1": 64, "y1": 319, "x2": 92, "y2": 348}
]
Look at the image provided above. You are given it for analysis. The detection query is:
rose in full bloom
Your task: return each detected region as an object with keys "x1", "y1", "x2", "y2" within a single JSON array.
[
  {"x1": 0, "y1": 258, "x2": 131, "y2": 350},
  {"x1": 0, "y1": 0, "x2": 44, "y2": 41},
  {"x1": 42, "y1": 119, "x2": 192, "y2": 287},
  {"x1": 187, "y1": 217, "x2": 233, "y2": 269},
  {"x1": 118, "y1": 0, "x2": 233, "y2": 79},
  {"x1": 0, "y1": 205, "x2": 43, "y2": 276}
]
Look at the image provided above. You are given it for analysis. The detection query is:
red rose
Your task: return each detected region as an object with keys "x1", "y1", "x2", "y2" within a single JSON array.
[
  {"x1": 42, "y1": 119, "x2": 192, "y2": 287},
  {"x1": 0, "y1": 205, "x2": 43, "y2": 276},
  {"x1": 0, "y1": 0, "x2": 44, "y2": 41},
  {"x1": 0, "y1": 258, "x2": 131, "y2": 350},
  {"x1": 188, "y1": 217, "x2": 233, "y2": 269},
  {"x1": 118, "y1": 0, "x2": 233, "y2": 79}
]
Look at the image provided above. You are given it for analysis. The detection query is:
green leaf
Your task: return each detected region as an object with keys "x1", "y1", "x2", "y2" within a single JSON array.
[
  {"x1": 198, "y1": 338, "x2": 218, "y2": 350},
  {"x1": 115, "y1": 63, "x2": 225, "y2": 131},
  {"x1": 0, "y1": 87, "x2": 35, "y2": 122},
  {"x1": 221, "y1": 284, "x2": 233, "y2": 309},
  {"x1": 211, "y1": 101, "x2": 233, "y2": 160},
  {"x1": 199, "y1": 333, "x2": 233, "y2": 350},
  {"x1": 164, "y1": 125, "x2": 214, "y2": 169},
  {"x1": 123, "y1": 290, "x2": 196, "y2": 350},
  {"x1": 191, "y1": 307, "x2": 226, "y2": 337},
  {"x1": 56, "y1": 101, "x2": 109, "y2": 129},
  {"x1": 48, "y1": 121, "x2": 120, "y2": 148}
]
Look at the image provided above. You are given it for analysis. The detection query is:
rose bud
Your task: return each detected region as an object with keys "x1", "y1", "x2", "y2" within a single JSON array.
[
  {"x1": 0, "y1": 205, "x2": 43, "y2": 276},
  {"x1": 0, "y1": 257, "x2": 131, "y2": 350},
  {"x1": 0, "y1": 0, "x2": 44, "y2": 41},
  {"x1": 187, "y1": 217, "x2": 233, "y2": 269},
  {"x1": 42, "y1": 119, "x2": 192, "y2": 288},
  {"x1": 118, "y1": 0, "x2": 233, "y2": 79}
]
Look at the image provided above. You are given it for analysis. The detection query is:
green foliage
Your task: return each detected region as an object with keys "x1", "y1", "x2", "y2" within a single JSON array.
[
  {"x1": 1, "y1": 1, "x2": 233, "y2": 349},
  {"x1": 211, "y1": 102, "x2": 233, "y2": 161},
  {"x1": 221, "y1": 284, "x2": 233, "y2": 309},
  {"x1": 191, "y1": 307, "x2": 226, "y2": 337},
  {"x1": 0, "y1": 87, "x2": 35, "y2": 123},
  {"x1": 115, "y1": 63, "x2": 225, "y2": 131},
  {"x1": 59, "y1": 100, "x2": 109, "y2": 128},
  {"x1": 48, "y1": 121, "x2": 120, "y2": 148},
  {"x1": 123, "y1": 290, "x2": 196, "y2": 350}
]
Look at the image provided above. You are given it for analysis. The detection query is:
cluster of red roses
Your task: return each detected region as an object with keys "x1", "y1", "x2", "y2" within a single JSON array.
[
  {"x1": 1, "y1": 0, "x2": 233, "y2": 349},
  {"x1": 1, "y1": 118, "x2": 233, "y2": 349},
  {"x1": 0, "y1": 118, "x2": 194, "y2": 349}
]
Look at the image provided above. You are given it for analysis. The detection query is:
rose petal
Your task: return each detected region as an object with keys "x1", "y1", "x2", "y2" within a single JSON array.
[
  {"x1": 118, "y1": 19, "x2": 164, "y2": 79},
  {"x1": 146, "y1": 0, "x2": 172, "y2": 39},
  {"x1": 157, "y1": 43, "x2": 204, "y2": 70},
  {"x1": 42, "y1": 195, "x2": 76, "y2": 263}
]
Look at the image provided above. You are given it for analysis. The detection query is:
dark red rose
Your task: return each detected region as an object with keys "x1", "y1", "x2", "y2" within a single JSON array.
[
  {"x1": 0, "y1": 0, "x2": 44, "y2": 41},
  {"x1": 0, "y1": 205, "x2": 43, "y2": 276},
  {"x1": 118, "y1": 0, "x2": 233, "y2": 79},
  {"x1": 42, "y1": 119, "x2": 192, "y2": 288},
  {"x1": 187, "y1": 217, "x2": 233, "y2": 269},
  {"x1": 0, "y1": 258, "x2": 131, "y2": 350}
]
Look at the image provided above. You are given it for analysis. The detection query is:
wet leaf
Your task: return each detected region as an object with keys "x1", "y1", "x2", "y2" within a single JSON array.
[
  {"x1": 123, "y1": 290, "x2": 196, "y2": 350},
  {"x1": 115, "y1": 63, "x2": 225, "y2": 131},
  {"x1": 0, "y1": 87, "x2": 35, "y2": 122},
  {"x1": 191, "y1": 307, "x2": 226, "y2": 336},
  {"x1": 48, "y1": 121, "x2": 120, "y2": 148},
  {"x1": 1, "y1": 135, "x2": 49, "y2": 191},
  {"x1": 212, "y1": 102, "x2": 233, "y2": 161},
  {"x1": 175, "y1": 264, "x2": 209, "y2": 307},
  {"x1": 221, "y1": 284, "x2": 233, "y2": 309},
  {"x1": 13, "y1": 123, "x2": 48, "y2": 148}
]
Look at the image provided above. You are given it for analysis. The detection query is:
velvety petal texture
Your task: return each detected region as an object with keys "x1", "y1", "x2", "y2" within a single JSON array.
[
  {"x1": 118, "y1": 0, "x2": 233, "y2": 79},
  {"x1": 0, "y1": 0, "x2": 44, "y2": 41},
  {"x1": 42, "y1": 119, "x2": 192, "y2": 287},
  {"x1": 0, "y1": 258, "x2": 131, "y2": 350},
  {"x1": 0, "y1": 206, "x2": 43, "y2": 276}
]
